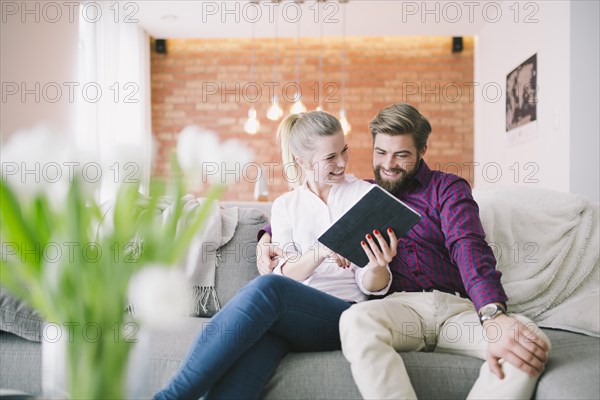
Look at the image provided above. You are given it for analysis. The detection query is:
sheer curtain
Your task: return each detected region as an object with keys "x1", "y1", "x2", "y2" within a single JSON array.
[{"x1": 77, "y1": 2, "x2": 152, "y2": 202}]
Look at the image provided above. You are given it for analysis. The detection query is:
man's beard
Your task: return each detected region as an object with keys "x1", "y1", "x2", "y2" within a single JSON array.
[{"x1": 374, "y1": 158, "x2": 420, "y2": 196}]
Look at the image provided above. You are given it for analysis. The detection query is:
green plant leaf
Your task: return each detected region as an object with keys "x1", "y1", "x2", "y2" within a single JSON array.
[
  {"x1": 112, "y1": 184, "x2": 141, "y2": 245},
  {"x1": 0, "y1": 180, "x2": 41, "y2": 268},
  {"x1": 167, "y1": 184, "x2": 225, "y2": 265},
  {"x1": 32, "y1": 195, "x2": 54, "y2": 249}
]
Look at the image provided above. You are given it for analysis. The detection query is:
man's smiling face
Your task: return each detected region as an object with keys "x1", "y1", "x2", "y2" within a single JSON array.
[{"x1": 373, "y1": 133, "x2": 426, "y2": 195}]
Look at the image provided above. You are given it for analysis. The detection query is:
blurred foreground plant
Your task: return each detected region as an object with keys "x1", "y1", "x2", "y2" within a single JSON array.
[{"x1": 0, "y1": 125, "x2": 251, "y2": 399}]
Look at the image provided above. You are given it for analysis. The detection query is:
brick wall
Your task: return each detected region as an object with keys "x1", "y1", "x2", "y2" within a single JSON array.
[{"x1": 151, "y1": 36, "x2": 474, "y2": 201}]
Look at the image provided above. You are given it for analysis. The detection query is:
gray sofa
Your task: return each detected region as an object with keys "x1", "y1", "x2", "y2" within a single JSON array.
[{"x1": 1, "y1": 205, "x2": 599, "y2": 399}]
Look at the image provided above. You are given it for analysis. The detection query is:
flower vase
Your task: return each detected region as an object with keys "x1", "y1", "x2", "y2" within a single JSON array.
[
  {"x1": 41, "y1": 327, "x2": 68, "y2": 400},
  {"x1": 42, "y1": 322, "x2": 149, "y2": 399}
]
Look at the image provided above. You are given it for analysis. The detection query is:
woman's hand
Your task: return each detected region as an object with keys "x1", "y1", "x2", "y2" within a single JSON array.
[
  {"x1": 256, "y1": 233, "x2": 283, "y2": 275},
  {"x1": 362, "y1": 228, "x2": 398, "y2": 270},
  {"x1": 317, "y1": 243, "x2": 351, "y2": 269},
  {"x1": 360, "y1": 228, "x2": 398, "y2": 291},
  {"x1": 278, "y1": 242, "x2": 349, "y2": 281}
]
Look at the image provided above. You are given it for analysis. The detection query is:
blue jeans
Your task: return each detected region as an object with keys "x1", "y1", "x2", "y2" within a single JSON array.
[{"x1": 153, "y1": 274, "x2": 352, "y2": 400}]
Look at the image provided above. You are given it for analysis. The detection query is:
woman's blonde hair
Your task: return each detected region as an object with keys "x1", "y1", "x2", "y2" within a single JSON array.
[{"x1": 276, "y1": 111, "x2": 342, "y2": 188}]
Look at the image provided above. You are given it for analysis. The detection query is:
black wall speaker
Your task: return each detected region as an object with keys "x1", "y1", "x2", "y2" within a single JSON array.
[
  {"x1": 452, "y1": 36, "x2": 463, "y2": 53},
  {"x1": 156, "y1": 39, "x2": 167, "y2": 54},
  {"x1": 452, "y1": 37, "x2": 463, "y2": 53}
]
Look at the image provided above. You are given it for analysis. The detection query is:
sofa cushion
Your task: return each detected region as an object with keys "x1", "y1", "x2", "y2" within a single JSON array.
[
  {"x1": 262, "y1": 329, "x2": 600, "y2": 400},
  {"x1": 0, "y1": 286, "x2": 43, "y2": 342},
  {"x1": 214, "y1": 207, "x2": 266, "y2": 307},
  {"x1": 534, "y1": 328, "x2": 600, "y2": 399},
  {"x1": 145, "y1": 317, "x2": 212, "y2": 396},
  {"x1": 0, "y1": 331, "x2": 42, "y2": 394},
  {"x1": 264, "y1": 350, "x2": 483, "y2": 399}
]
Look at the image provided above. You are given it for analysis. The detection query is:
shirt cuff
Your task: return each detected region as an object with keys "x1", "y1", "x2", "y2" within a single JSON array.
[
  {"x1": 355, "y1": 265, "x2": 392, "y2": 295},
  {"x1": 467, "y1": 281, "x2": 509, "y2": 312}
]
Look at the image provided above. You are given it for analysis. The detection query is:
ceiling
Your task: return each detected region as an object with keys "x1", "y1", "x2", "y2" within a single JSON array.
[{"x1": 136, "y1": 0, "x2": 488, "y2": 39}]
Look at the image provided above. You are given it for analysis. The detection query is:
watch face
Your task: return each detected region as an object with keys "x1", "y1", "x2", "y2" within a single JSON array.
[{"x1": 480, "y1": 304, "x2": 498, "y2": 317}]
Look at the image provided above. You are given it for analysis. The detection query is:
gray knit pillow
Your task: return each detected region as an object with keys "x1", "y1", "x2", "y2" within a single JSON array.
[
  {"x1": 0, "y1": 286, "x2": 44, "y2": 342},
  {"x1": 214, "y1": 207, "x2": 268, "y2": 308}
]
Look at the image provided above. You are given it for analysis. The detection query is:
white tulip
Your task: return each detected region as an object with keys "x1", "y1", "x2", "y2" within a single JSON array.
[
  {"x1": 99, "y1": 144, "x2": 146, "y2": 203},
  {"x1": 176, "y1": 125, "x2": 254, "y2": 186},
  {"x1": 0, "y1": 124, "x2": 98, "y2": 206},
  {"x1": 127, "y1": 265, "x2": 188, "y2": 330},
  {"x1": 176, "y1": 126, "x2": 219, "y2": 173},
  {"x1": 220, "y1": 139, "x2": 255, "y2": 185}
]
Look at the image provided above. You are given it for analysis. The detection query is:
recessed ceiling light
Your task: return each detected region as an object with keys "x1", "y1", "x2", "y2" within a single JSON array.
[{"x1": 161, "y1": 15, "x2": 178, "y2": 21}]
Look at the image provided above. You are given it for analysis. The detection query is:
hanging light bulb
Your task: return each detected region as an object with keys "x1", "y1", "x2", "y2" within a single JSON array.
[
  {"x1": 267, "y1": 3, "x2": 283, "y2": 121},
  {"x1": 290, "y1": 92, "x2": 307, "y2": 114},
  {"x1": 244, "y1": 19, "x2": 260, "y2": 134},
  {"x1": 340, "y1": 108, "x2": 351, "y2": 135},
  {"x1": 267, "y1": 96, "x2": 283, "y2": 121},
  {"x1": 244, "y1": 107, "x2": 260, "y2": 135},
  {"x1": 244, "y1": 104, "x2": 261, "y2": 133},
  {"x1": 289, "y1": 5, "x2": 306, "y2": 115}
]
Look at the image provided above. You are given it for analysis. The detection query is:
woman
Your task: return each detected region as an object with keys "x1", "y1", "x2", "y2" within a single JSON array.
[{"x1": 154, "y1": 111, "x2": 398, "y2": 399}]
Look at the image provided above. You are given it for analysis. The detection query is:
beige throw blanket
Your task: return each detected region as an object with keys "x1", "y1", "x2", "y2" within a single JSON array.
[{"x1": 474, "y1": 187, "x2": 599, "y2": 336}]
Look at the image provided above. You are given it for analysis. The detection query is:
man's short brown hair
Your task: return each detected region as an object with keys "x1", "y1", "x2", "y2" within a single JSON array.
[{"x1": 369, "y1": 103, "x2": 432, "y2": 153}]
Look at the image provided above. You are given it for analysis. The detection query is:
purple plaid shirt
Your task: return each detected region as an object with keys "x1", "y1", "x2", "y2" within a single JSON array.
[{"x1": 260, "y1": 160, "x2": 507, "y2": 311}]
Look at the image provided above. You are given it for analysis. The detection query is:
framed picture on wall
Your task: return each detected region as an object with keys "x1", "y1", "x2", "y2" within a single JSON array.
[{"x1": 506, "y1": 54, "x2": 538, "y2": 144}]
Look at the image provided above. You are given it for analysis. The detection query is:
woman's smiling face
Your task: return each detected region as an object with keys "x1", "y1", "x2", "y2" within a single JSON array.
[{"x1": 298, "y1": 130, "x2": 349, "y2": 187}]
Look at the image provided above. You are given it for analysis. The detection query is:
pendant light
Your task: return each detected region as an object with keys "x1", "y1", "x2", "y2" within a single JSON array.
[
  {"x1": 244, "y1": 107, "x2": 260, "y2": 134},
  {"x1": 316, "y1": 0, "x2": 325, "y2": 112},
  {"x1": 267, "y1": 2, "x2": 284, "y2": 121},
  {"x1": 339, "y1": 0, "x2": 351, "y2": 135},
  {"x1": 244, "y1": 19, "x2": 261, "y2": 134},
  {"x1": 290, "y1": 5, "x2": 307, "y2": 115}
]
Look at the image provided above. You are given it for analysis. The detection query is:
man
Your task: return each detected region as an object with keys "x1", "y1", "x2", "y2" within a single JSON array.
[{"x1": 257, "y1": 103, "x2": 550, "y2": 399}]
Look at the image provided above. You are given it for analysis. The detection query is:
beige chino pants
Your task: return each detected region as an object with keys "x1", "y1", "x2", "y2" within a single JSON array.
[{"x1": 339, "y1": 291, "x2": 551, "y2": 400}]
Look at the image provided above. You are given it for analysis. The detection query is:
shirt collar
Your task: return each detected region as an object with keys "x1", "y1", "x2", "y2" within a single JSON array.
[{"x1": 412, "y1": 159, "x2": 432, "y2": 188}]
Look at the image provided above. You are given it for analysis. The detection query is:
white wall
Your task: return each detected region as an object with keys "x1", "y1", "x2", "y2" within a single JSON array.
[
  {"x1": 0, "y1": 2, "x2": 79, "y2": 139},
  {"x1": 569, "y1": 1, "x2": 600, "y2": 202},
  {"x1": 474, "y1": 1, "x2": 571, "y2": 192}
]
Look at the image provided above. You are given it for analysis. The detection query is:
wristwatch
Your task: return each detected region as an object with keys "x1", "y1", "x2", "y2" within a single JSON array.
[{"x1": 478, "y1": 303, "x2": 506, "y2": 323}]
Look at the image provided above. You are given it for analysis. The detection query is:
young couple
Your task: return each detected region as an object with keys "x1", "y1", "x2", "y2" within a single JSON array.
[{"x1": 155, "y1": 104, "x2": 551, "y2": 400}]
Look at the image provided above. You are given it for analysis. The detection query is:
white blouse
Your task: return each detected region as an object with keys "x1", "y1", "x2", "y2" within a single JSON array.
[{"x1": 270, "y1": 174, "x2": 392, "y2": 303}]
